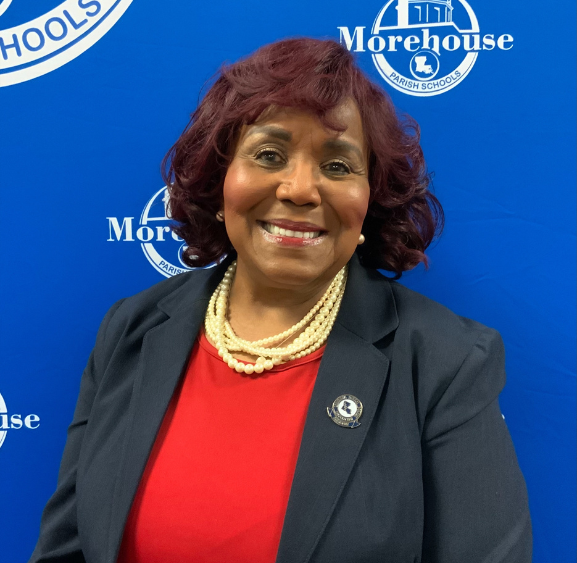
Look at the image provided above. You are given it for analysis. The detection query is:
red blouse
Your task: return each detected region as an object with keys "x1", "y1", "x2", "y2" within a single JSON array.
[{"x1": 117, "y1": 328, "x2": 324, "y2": 563}]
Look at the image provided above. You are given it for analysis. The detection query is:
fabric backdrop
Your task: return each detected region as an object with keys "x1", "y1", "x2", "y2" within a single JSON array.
[{"x1": 0, "y1": 1, "x2": 575, "y2": 562}]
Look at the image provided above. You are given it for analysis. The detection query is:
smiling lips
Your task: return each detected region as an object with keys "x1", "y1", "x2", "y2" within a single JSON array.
[{"x1": 258, "y1": 220, "x2": 326, "y2": 246}]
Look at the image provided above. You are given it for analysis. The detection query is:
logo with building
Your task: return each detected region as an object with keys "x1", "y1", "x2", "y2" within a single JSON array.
[
  {"x1": 0, "y1": 391, "x2": 40, "y2": 450},
  {"x1": 108, "y1": 186, "x2": 219, "y2": 278},
  {"x1": 338, "y1": 0, "x2": 514, "y2": 96},
  {"x1": 0, "y1": 0, "x2": 132, "y2": 87}
]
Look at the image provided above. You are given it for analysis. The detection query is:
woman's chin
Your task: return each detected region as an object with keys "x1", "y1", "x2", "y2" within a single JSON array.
[{"x1": 245, "y1": 254, "x2": 333, "y2": 290}]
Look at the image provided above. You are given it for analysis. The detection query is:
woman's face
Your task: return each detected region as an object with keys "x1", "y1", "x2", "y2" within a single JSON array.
[{"x1": 222, "y1": 99, "x2": 370, "y2": 290}]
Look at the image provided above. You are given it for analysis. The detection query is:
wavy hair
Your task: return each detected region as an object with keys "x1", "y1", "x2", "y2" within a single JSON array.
[{"x1": 162, "y1": 38, "x2": 443, "y2": 277}]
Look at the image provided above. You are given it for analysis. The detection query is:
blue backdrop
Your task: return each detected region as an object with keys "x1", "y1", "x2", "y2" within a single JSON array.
[{"x1": 1, "y1": 1, "x2": 575, "y2": 562}]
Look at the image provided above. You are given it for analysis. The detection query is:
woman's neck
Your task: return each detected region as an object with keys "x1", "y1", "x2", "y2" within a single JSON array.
[{"x1": 226, "y1": 260, "x2": 334, "y2": 342}]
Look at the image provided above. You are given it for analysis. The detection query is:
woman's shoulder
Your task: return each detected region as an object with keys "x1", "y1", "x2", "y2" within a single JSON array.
[
  {"x1": 94, "y1": 267, "x2": 217, "y2": 350},
  {"x1": 347, "y1": 259, "x2": 500, "y2": 360},
  {"x1": 383, "y1": 279, "x2": 507, "y2": 434},
  {"x1": 116, "y1": 267, "x2": 211, "y2": 313},
  {"x1": 385, "y1": 278, "x2": 502, "y2": 362},
  {"x1": 390, "y1": 280, "x2": 494, "y2": 333}
]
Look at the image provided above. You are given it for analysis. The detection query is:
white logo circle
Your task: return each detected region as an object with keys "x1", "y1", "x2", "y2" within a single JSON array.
[
  {"x1": 370, "y1": 0, "x2": 480, "y2": 97},
  {"x1": 106, "y1": 186, "x2": 222, "y2": 278},
  {"x1": 409, "y1": 49, "x2": 439, "y2": 80},
  {"x1": 140, "y1": 187, "x2": 196, "y2": 278},
  {"x1": 0, "y1": 0, "x2": 133, "y2": 87}
]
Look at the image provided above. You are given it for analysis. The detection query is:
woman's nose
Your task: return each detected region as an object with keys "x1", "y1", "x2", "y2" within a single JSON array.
[{"x1": 275, "y1": 160, "x2": 322, "y2": 207}]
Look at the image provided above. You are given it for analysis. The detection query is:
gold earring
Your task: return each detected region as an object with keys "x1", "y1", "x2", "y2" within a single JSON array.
[
  {"x1": 216, "y1": 211, "x2": 224, "y2": 222},
  {"x1": 358, "y1": 233, "x2": 365, "y2": 245}
]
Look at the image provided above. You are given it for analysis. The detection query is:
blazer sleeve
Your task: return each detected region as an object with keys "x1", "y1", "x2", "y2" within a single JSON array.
[
  {"x1": 29, "y1": 299, "x2": 125, "y2": 563},
  {"x1": 421, "y1": 328, "x2": 532, "y2": 563}
]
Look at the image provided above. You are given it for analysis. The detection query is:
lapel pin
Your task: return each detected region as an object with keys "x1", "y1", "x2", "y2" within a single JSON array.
[{"x1": 327, "y1": 394, "x2": 363, "y2": 428}]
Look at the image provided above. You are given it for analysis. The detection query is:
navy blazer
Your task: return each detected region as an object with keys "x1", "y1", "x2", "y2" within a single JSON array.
[{"x1": 30, "y1": 254, "x2": 532, "y2": 563}]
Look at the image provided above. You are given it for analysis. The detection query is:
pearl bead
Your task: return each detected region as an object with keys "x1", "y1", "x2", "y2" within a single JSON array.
[{"x1": 204, "y1": 260, "x2": 347, "y2": 373}]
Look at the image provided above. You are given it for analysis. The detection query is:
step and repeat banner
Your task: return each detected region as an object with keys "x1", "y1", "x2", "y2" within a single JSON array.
[{"x1": 0, "y1": 1, "x2": 575, "y2": 561}]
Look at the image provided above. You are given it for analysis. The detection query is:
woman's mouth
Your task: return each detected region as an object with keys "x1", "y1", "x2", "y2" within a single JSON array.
[
  {"x1": 257, "y1": 221, "x2": 327, "y2": 246},
  {"x1": 260, "y1": 221, "x2": 322, "y2": 239}
]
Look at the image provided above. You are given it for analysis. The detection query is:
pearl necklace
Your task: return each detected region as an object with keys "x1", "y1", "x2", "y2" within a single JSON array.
[{"x1": 204, "y1": 261, "x2": 348, "y2": 374}]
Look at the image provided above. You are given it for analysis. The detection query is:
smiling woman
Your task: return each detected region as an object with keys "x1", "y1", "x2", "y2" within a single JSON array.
[
  {"x1": 30, "y1": 38, "x2": 531, "y2": 563},
  {"x1": 164, "y1": 38, "x2": 442, "y2": 278}
]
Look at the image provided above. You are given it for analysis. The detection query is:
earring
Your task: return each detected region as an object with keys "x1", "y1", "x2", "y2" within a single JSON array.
[
  {"x1": 358, "y1": 233, "x2": 365, "y2": 245},
  {"x1": 216, "y1": 211, "x2": 224, "y2": 222}
]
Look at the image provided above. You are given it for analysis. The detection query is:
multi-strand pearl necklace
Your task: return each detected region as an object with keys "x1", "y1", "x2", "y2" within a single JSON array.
[{"x1": 204, "y1": 261, "x2": 348, "y2": 374}]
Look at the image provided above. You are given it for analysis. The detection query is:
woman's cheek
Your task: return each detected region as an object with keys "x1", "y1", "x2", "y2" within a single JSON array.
[
  {"x1": 223, "y1": 162, "x2": 268, "y2": 214},
  {"x1": 332, "y1": 182, "x2": 370, "y2": 229}
]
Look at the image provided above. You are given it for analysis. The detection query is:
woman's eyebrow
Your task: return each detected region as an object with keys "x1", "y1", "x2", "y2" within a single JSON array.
[
  {"x1": 323, "y1": 138, "x2": 364, "y2": 161},
  {"x1": 244, "y1": 126, "x2": 292, "y2": 142}
]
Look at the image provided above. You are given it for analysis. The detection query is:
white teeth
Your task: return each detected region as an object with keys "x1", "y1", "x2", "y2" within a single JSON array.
[{"x1": 262, "y1": 222, "x2": 321, "y2": 239}]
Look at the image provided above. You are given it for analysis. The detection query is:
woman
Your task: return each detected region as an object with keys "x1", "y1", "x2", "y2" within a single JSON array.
[{"x1": 30, "y1": 38, "x2": 531, "y2": 563}]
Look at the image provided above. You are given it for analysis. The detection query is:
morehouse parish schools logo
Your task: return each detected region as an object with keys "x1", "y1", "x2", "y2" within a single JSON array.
[
  {"x1": 0, "y1": 0, "x2": 132, "y2": 87},
  {"x1": 0, "y1": 390, "x2": 40, "y2": 450},
  {"x1": 338, "y1": 0, "x2": 513, "y2": 96},
  {"x1": 107, "y1": 186, "x2": 219, "y2": 278}
]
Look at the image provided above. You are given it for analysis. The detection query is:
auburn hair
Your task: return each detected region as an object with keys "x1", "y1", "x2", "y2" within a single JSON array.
[{"x1": 162, "y1": 38, "x2": 443, "y2": 277}]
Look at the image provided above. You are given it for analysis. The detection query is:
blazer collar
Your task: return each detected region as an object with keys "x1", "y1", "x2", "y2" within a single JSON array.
[
  {"x1": 156, "y1": 254, "x2": 235, "y2": 319},
  {"x1": 336, "y1": 253, "x2": 399, "y2": 343}
]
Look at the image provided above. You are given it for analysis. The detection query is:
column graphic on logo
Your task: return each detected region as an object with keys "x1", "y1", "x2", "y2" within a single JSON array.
[
  {"x1": 396, "y1": 0, "x2": 453, "y2": 26},
  {"x1": 0, "y1": 0, "x2": 133, "y2": 87}
]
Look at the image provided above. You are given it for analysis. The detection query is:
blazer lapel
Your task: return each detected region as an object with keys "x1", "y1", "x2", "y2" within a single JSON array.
[
  {"x1": 106, "y1": 259, "x2": 232, "y2": 563},
  {"x1": 275, "y1": 255, "x2": 399, "y2": 563}
]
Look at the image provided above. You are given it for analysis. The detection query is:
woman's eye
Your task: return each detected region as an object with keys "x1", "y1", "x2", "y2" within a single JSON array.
[
  {"x1": 255, "y1": 149, "x2": 284, "y2": 164},
  {"x1": 324, "y1": 160, "x2": 351, "y2": 175}
]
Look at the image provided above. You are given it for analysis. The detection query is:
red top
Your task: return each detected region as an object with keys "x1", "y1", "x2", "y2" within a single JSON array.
[{"x1": 117, "y1": 328, "x2": 324, "y2": 563}]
